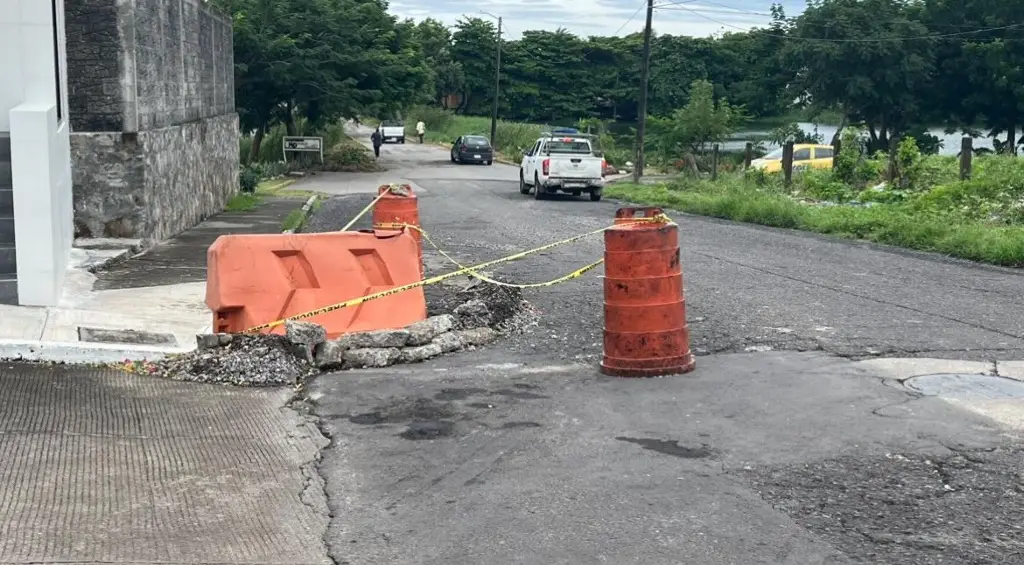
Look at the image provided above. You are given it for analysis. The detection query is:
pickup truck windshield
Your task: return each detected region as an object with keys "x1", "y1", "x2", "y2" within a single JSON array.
[{"x1": 545, "y1": 140, "x2": 592, "y2": 154}]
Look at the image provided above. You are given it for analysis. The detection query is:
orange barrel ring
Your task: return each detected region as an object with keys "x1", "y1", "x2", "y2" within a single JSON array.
[
  {"x1": 371, "y1": 184, "x2": 422, "y2": 276},
  {"x1": 601, "y1": 207, "x2": 695, "y2": 377}
]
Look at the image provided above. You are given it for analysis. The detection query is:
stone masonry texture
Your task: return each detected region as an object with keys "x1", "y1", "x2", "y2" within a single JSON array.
[
  {"x1": 0, "y1": 363, "x2": 331, "y2": 564},
  {"x1": 72, "y1": 114, "x2": 239, "y2": 240},
  {"x1": 66, "y1": 0, "x2": 238, "y2": 241}
]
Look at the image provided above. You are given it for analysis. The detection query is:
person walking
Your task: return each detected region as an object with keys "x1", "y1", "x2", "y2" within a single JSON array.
[
  {"x1": 416, "y1": 120, "x2": 425, "y2": 144},
  {"x1": 371, "y1": 127, "x2": 382, "y2": 157}
]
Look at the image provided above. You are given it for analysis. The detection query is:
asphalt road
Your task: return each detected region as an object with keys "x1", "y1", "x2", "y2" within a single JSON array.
[
  {"x1": 296, "y1": 132, "x2": 1024, "y2": 364},
  {"x1": 300, "y1": 133, "x2": 1024, "y2": 564}
]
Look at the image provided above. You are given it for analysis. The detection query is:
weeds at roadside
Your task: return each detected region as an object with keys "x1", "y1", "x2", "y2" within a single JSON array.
[{"x1": 606, "y1": 174, "x2": 1024, "y2": 267}]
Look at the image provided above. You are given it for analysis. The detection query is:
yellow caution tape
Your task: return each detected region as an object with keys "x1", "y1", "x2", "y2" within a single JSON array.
[
  {"x1": 375, "y1": 222, "x2": 605, "y2": 288},
  {"x1": 243, "y1": 212, "x2": 673, "y2": 333}
]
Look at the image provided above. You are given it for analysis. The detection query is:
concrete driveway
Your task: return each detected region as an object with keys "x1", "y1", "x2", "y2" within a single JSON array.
[{"x1": 302, "y1": 138, "x2": 1024, "y2": 564}]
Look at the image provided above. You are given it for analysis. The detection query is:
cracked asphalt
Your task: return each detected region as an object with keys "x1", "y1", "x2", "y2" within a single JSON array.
[{"x1": 299, "y1": 135, "x2": 1024, "y2": 564}]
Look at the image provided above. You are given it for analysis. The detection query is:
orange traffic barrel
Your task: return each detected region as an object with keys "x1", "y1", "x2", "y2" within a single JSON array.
[
  {"x1": 372, "y1": 184, "x2": 422, "y2": 275},
  {"x1": 601, "y1": 207, "x2": 695, "y2": 377}
]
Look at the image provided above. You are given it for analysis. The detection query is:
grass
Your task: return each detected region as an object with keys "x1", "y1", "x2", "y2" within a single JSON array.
[
  {"x1": 224, "y1": 177, "x2": 314, "y2": 213},
  {"x1": 281, "y1": 198, "x2": 323, "y2": 232},
  {"x1": 605, "y1": 179, "x2": 1024, "y2": 267}
]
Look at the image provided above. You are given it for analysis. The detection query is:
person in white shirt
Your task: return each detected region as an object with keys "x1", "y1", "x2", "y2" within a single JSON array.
[{"x1": 416, "y1": 121, "x2": 425, "y2": 144}]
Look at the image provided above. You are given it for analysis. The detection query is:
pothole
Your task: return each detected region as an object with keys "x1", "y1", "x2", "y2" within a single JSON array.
[{"x1": 902, "y1": 373, "x2": 1024, "y2": 399}]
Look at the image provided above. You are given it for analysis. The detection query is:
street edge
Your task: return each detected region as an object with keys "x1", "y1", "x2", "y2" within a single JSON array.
[
  {"x1": 0, "y1": 339, "x2": 193, "y2": 364},
  {"x1": 283, "y1": 194, "x2": 319, "y2": 234}
]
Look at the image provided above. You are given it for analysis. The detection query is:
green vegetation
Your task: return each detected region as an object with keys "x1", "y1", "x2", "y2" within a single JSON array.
[
  {"x1": 214, "y1": 0, "x2": 1024, "y2": 208},
  {"x1": 225, "y1": 177, "x2": 313, "y2": 213},
  {"x1": 606, "y1": 135, "x2": 1024, "y2": 266}
]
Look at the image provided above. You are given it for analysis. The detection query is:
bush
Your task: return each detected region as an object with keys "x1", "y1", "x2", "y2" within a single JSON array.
[
  {"x1": 239, "y1": 164, "x2": 261, "y2": 193},
  {"x1": 322, "y1": 138, "x2": 379, "y2": 172}
]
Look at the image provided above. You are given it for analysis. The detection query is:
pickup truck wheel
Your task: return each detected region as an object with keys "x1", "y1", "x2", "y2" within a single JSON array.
[
  {"x1": 487, "y1": 160, "x2": 493, "y2": 165},
  {"x1": 519, "y1": 172, "x2": 530, "y2": 194},
  {"x1": 533, "y1": 174, "x2": 545, "y2": 200},
  {"x1": 400, "y1": 137, "x2": 405, "y2": 144},
  {"x1": 590, "y1": 190, "x2": 602, "y2": 202}
]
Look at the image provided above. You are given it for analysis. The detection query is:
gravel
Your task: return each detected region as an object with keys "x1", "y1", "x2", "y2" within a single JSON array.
[{"x1": 154, "y1": 334, "x2": 314, "y2": 387}]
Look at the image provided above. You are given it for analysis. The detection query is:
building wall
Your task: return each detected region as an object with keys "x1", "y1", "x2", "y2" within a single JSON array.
[
  {"x1": 65, "y1": 0, "x2": 238, "y2": 242},
  {"x1": 0, "y1": 0, "x2": 74, "y2": 306},
  {"x1": 72, "y1": 113, "x2": 238, "y2": 242}
]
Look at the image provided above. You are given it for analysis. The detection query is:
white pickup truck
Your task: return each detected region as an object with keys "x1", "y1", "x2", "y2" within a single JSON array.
[
  {"x1": 379, "y1": 120, "x2": 405, "y2": 144},
  {"x1": 518, "y1": 132, "x2": 606, "y2": 201}
]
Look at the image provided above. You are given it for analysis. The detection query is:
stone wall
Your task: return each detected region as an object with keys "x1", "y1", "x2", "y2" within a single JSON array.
[
  {"x1": 65, "y1": 0, "x2": 238, "y2": 241},
  {"x1": 64, "y1": 0, "x2": 125, "y2": 132},
  {"x1": 134, "y1": 0, "x2": 234, "y2": 130},
  {"x1": 72, "y1": 114, "x2": 238, "y2": 241}
]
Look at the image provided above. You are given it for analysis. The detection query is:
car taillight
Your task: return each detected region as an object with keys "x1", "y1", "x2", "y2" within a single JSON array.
[
  {"x1": 460, "y1": 144, "x2": 467, "y2": 152},
  {"x1": 601, "y1": 159, "x2": 607, "y2": 177},
  {"x1": 542, "y1": 159, "x2": 550, "y2": 175}
]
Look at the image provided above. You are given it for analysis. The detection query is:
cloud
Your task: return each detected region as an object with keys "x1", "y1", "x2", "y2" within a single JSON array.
[{"x1": 389, "y1": 0, "x2": 805, "y2": 39}]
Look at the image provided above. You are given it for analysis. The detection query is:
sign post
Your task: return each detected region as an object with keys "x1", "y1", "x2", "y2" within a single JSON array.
[{"x1": 283, "y1": 136, "x2": 324, "y2": 164}]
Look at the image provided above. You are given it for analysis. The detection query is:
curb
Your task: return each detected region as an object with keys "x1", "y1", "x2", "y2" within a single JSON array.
[
  {"x1": 0, "y1": 339, "x2": 193, "y2": 364},
  {"x1": 283, "y1": 194, "x2": 319, "y2": 234}
]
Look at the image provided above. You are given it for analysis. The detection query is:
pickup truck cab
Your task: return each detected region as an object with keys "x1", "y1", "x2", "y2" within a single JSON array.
[
  {"x1": 380, "y1": 120, "x2": 405, "y2": 144},
  {"x1": 519, "y1": 131, "x2": 606, "y2": 201}
]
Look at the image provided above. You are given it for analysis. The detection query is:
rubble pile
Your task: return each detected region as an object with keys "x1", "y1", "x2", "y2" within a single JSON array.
[
  {"x1": 160, "y1": 283, "x2": 533, "y2": 385},
  {"x1": 154, "y1": 333, "x2": 315, "y2": 387}
]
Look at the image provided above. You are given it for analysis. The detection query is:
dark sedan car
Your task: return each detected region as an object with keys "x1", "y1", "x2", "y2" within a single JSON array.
[{"x1": 450, "y1": 135, "x2": 494, "y2": 165}]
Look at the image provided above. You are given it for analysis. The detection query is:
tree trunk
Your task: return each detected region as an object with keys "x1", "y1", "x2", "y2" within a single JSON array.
[
  {"x1": 248, "y1": 124, "x2": 265, "y2": 164},
  {"x1": 284, "y1": 106, "x2": 297, "y2": 136},
  {"x1": 830, "y1": 113, "x2": 848, "y2": 145},
  {"x1": 1006, "y1": 123, "x2": 1016, "y2": 155}
]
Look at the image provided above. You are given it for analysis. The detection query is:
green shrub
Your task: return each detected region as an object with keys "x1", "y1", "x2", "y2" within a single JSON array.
[
  {"x1": 322, "y1": 138, "x2": 379, "y2": 172},
  {"x1": 239, "y1": 164, "x2": 261, "y2": 193}
]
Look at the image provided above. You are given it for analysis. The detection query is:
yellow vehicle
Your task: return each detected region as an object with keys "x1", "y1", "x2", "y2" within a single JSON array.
[{"x1": 750, "y1": 143, "x2": 834, "y2": 173}]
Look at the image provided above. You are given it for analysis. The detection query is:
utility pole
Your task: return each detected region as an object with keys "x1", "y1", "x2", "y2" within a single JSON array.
[
  {"x1": 633, "y1": 0, "x2": 654, "y2": 182},
  {"x1": 490, "y1": 16, "x2": 502, "y2": 145}
]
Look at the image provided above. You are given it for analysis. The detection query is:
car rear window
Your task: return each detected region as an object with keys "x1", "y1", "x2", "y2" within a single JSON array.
[
  {"x1": 382, "y1": 120, "x2": 402, "y2": 127},
  {"x1": 465, "y1": 136, "x2": 489, "y2": 146},
  {"x1": 545, "y1": 140, "x2": 592, "y2": 154}
]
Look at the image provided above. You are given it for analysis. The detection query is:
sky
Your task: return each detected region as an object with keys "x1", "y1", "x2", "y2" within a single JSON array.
[{"x1": 388, "y1": 0, "x2": 806, "y2": 39}]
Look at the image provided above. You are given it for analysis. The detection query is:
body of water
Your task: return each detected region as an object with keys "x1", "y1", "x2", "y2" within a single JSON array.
[{"x1": 722, "y1": 122, "x2": 999, "y2": 156}]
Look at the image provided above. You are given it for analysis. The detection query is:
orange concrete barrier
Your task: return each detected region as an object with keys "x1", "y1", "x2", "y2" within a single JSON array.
[
  {"x1": 601, "y1": 207, "x2": 695, "y2": 377},
  {"x1": 372, "y1": 184, "x2": 422, "y2": 275},
  {"x1": 206, "y1": 230, "x2": 426, "y2": 338}
]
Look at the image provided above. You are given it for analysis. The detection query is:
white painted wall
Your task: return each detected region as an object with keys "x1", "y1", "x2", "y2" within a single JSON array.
[{"x1": 1, "y1": 0, "x2": 73, "y2": 306}]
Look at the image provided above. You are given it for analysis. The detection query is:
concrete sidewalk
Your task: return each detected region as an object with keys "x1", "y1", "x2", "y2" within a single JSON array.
[
  {"x1": 0, "y1": 362, "x2": 332, "y2": 564},
  {"x1": 0, "y1": 197, "x2": 301, "y2": 362}
]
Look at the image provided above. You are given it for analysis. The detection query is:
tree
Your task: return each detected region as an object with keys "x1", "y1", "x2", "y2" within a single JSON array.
[
  {"x1": 783, "y1": 0, "x2": 935, "y2": 151},
  {"x1": 216, "y1": 0, "x2": 431, "y2": 159},
  {"x1": 647, "y1": 79, "x2": 745, "y2": 164},
  {"x1": 451, "y1": 18, "x2": 498, "y2": 114},
  {"x1": 413, "y1": 18, "x2": 465, "y2": 108}
]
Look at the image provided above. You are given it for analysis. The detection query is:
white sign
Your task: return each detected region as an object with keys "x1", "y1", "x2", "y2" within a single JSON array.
[{"x1": 283, "y1": 136, "x2": 324, "y2": 163}]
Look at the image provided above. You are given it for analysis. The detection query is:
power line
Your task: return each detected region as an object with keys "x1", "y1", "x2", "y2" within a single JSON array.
[
  {"x1": 613, "y1": 0, "x2": 654, "y2": 36},
  {"x1": 657, "y1": 4, "x2": 1024, "y2": 42}
]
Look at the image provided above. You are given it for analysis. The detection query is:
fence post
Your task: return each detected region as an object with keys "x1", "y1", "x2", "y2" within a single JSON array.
[
  {"x1": 887, "y1": 136, "x2": 899, "y2": 182},
  {"x1": 832, "y1": 138, "x2": 841, "y2": 169},
  {"x1": 711, "y1": 144, "x2": 719, "y2": 180},
  {"x1": 960, "y1": 137, "x2": 973, "y2": 180},
  {"x1": 744, "y1": 142, "x2": 753, "y2": 169},
  {"x1": 782, "y1": 141, "x2": 794, "y2": 186}
]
